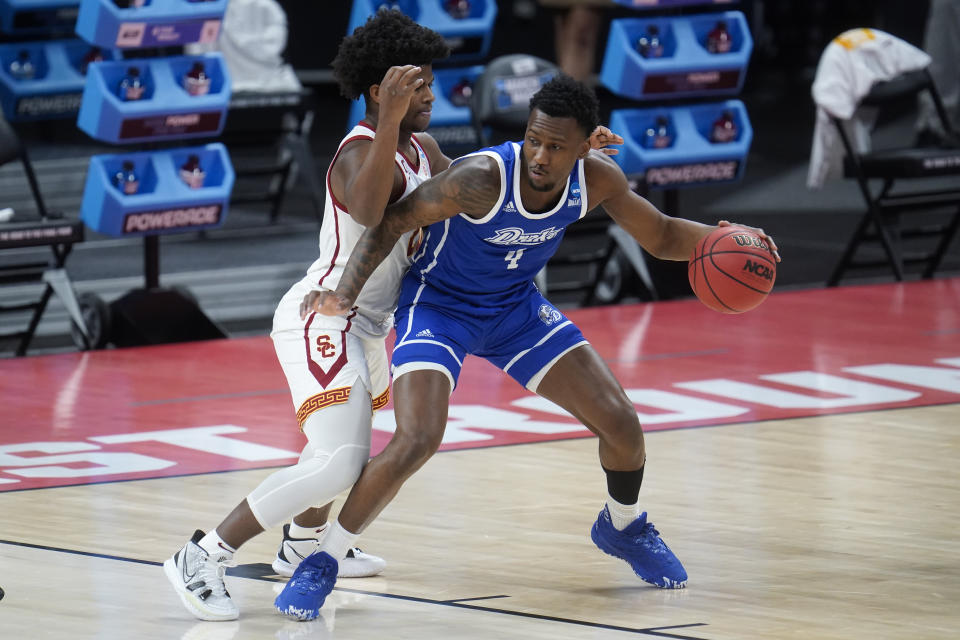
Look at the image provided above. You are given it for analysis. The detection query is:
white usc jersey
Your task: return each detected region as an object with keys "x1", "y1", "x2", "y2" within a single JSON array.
[{"x1": 294, "y1": 122, "x2": 431, "y2": 338}]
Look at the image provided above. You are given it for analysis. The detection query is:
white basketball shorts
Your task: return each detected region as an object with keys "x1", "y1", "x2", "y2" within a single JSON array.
[{"x1": 271, "y1": 282, "x2": 390, "y2": 429}]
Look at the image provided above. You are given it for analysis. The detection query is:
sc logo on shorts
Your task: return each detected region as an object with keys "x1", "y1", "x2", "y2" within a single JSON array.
[
  {"x1": 315, "y1": 335, "x2": 337, "y2": 358},
  {"x1": 538, "y1": 304, "x2": 563, "y2": 326}
]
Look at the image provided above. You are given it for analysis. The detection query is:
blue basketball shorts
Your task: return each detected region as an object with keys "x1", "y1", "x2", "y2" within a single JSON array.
[{"x1": 391, "y1": 280, "x2": 589, "y2": 392}]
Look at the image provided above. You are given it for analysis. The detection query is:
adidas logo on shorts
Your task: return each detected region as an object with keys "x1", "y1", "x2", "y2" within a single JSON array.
[{"x1": 416, "y1": 329, "x2": 435, "y2": 338}]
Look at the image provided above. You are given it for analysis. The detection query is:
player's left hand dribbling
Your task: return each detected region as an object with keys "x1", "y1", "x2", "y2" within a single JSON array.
[
  {"x1": 300, "y1": 290, "x2": 353, "y2": 320},
  {"x1": 718, "y1": 220, "x2": 781, "y2": 262}
]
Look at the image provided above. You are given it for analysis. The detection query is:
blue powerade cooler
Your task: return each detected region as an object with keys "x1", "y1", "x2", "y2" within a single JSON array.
[
  {"x1": 76, "y1": 52, "x2": 231, "y2": 144},
  {"x1": 81, "y1": 143, "x2": 235, "y2": 238},
  {"x1": 0, "y1": 40, "x2": 116, "y2": 121},
  {"x1": 609, "y1": 100, "x2": 752, "y2": 189},
  {"x1": 74, "y1": 0, "x2": 227, "y2": 49},
  {"x1": 600, "y1": 11, "x2": 753, "y2": 101}
]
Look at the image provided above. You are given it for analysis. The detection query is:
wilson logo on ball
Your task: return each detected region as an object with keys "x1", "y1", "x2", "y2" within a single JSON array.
[
  {"x1": 742, "y1": 259, "x2": 774, "y2": 281},
  {"x1": 732, "y1": 234, "x2": 769, "y2": 251}
]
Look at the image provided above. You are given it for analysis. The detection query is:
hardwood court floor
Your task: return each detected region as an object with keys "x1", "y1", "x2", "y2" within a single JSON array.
[{"x1": 2, "y1": 279, "x2": 959, "y2": 639}]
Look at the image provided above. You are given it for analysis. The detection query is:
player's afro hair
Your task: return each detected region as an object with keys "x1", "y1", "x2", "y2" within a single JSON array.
[
  {"x1": 332, "y1": 9, "x2": 451, "y2": 100},
  {"x1": 529, "y1": 74, "x2": 600, "y2": 138}
]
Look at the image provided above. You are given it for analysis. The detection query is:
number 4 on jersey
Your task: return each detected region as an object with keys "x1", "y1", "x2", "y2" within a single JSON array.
[{"x1": 505, "y1": 249, "x2": 525, "y2": 269}]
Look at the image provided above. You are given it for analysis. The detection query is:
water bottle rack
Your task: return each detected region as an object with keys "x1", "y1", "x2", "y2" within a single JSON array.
[
  {"x1": 609, "y1": 100, "x2": 752, "y2": 188},
  {"x1": 600, "y1": 10, "x2": 752, "y2": 101},
  {"x1": 74, "y1": 0, "x2": 226, "y2": 49},
  {"x1": 0, "y1": 39, "x2": 116, "y2": 120},
  {"x1": 70, "y1": 1, "x2": 233, "y2": 347},
  {"x1": 80, "y1": 142, "x2": 234, "y2": 238},
  {"x1": 347, "y1": 0, "x2": 497, "y2": 62},
  {"x1": 77, "y1": 52, "x2": 230, "y2": 143},
  {"x1": 0, "y1": 0, "x2": 80, "y2": 35}
]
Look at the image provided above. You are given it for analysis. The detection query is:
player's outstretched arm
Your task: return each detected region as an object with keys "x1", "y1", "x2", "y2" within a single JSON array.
[
  {"x1": 587, "y1": 152, "x2": 779, "y2": 261},
  {"x1": 304, "y1": 155, "x2": 501, "y2": 317}
]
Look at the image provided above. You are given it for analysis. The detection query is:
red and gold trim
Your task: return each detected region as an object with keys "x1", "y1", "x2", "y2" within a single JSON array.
[
  {"x1": 296, "y1": 386, "x2": 352, "y2": 430},
  {"x1": 371, "y1": 388, "x2": 390, "y2": 411}
]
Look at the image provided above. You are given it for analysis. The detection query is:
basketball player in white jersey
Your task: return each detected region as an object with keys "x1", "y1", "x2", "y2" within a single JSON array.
[{"x1": 162, "y1": 11, "x2": 452, "y2": 621}]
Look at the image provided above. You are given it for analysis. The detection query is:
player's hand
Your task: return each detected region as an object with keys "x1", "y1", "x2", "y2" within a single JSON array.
[
  {"x1": 300, "y1": 290, "x2": 353, "y2": 320},
  {"x1": 718, "y1": 220, "x2": 781, "y2": 262},
  {"x1": 377, "y1": 65, "x2": 424, "y2": 125},
  {"x1": 589, "y1": 125, "x2": 624, "y2": 156}
]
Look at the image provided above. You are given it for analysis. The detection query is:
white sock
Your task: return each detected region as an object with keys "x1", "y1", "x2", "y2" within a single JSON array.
[
  {"x1": 290, "y1": 521, "x2": 329, "y2": 540},
  {"x1": 319, "y1": 520, "x2": 359, "y2": 561},
  {"x1": 606, "y1": 494, "x2": 640, "y2": 531},
  {"x1": 199, "y1": 529, "x2": 236, "y2": 558}
]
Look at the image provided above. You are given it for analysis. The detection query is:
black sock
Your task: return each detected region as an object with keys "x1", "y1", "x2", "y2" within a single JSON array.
[{"x1": 603, "y1": 464, "x2": 644, "y2": 505}]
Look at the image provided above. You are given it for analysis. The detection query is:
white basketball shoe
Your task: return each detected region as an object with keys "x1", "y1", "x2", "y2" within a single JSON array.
[
  {"x1": 272, "y1": 523, "x2": 386, "y2": 578},
  {"x1": 164, "y1": 530, "x2": 239, "y2": 621}
]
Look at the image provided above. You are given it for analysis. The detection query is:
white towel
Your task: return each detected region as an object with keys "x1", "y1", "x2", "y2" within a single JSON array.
[{"x1": 807, "y1": 28, "x2": 931, "y2": 189}]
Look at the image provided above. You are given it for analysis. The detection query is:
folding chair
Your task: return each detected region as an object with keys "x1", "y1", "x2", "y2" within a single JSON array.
[
  {"x1": 829, "y1": 68, "x2": 960, "y2": 285},
  {"x1": 0, "y1": 115, "x2": 87, "y2": 356}
]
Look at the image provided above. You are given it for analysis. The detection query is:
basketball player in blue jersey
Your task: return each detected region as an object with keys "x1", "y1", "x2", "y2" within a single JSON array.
[
  {"x1": 281, "y1": 74, "x2": 781, "y2": 616},
  {"x1": 165, "y1": 11, "x2": 621, "y2": 622}
]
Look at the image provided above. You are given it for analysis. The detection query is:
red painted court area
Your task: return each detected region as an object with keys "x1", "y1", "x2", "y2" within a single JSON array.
[{"x1": 2, "y1": 278, "x2": 959, "y2": 491}]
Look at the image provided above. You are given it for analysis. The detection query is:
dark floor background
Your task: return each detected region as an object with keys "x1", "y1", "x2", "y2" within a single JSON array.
[{"x1": 1, "y1": 0, "x2": 957, "y2": 356}]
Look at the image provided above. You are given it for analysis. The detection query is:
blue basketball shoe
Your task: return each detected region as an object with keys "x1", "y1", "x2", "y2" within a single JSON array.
[
  {"x1": 274, "y1": 551, "x2": 338, "y2": 620},
  {"x1": 591, "y1": 506, "x2": 687, "y2": 589}
]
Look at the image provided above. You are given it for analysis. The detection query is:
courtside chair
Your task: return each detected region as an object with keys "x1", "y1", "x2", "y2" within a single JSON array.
[{"x1": 829, "y1": 68, "x2": 960, "y2": 285}]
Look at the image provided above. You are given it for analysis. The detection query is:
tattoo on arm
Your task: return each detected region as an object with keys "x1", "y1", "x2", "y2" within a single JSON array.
[{"x1": 334, "y1": 157, "x2": 501, "y2": 303}]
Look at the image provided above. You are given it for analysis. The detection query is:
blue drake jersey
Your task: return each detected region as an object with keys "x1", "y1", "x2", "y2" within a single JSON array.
[{"x1": 407, "y1": 141, "x2": 587, "y2": 308}]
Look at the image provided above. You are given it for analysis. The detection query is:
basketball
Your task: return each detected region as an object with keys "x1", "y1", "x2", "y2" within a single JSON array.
[{"x1": 688, "y1": 227, "x2": 776, "y2": 313}]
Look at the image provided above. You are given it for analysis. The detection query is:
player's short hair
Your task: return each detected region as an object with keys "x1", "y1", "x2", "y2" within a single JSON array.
[
  {"x1": 529, "y1": 74, "x2": 600, "y2": 138},
  {"x1": 332, "y1": 9, "x2": 451, "y2": 100}
]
